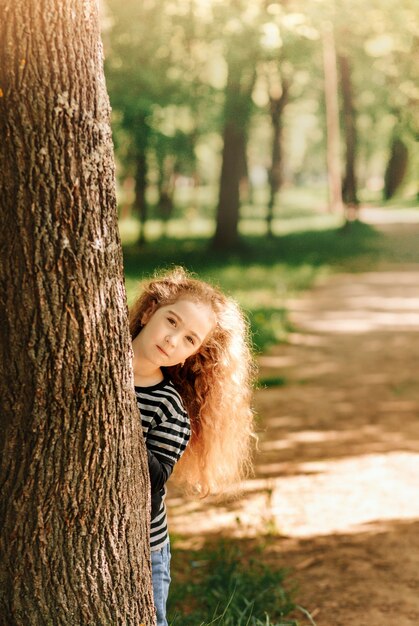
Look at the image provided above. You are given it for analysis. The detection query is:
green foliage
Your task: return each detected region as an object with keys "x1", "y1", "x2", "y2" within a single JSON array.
[
  {"x1": 104, "y1": 0, "x2": 419, "y2": 217},
  {"x1": 104, "y1": 0, "x2": 212, "y2": 206},
  {"x1": 168, "y1": 542, "x2": 300, "y2": 626},
  {"x1": 250, "y1": 308, "x2": 291, "y2": 353}
]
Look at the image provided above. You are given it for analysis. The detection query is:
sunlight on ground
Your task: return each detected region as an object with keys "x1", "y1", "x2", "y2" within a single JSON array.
[
  {"x1": 361, "y1": 207, "x2": 419, "y2": 224},
  {"x1": 291, "y1": 271, "x2": 419, "y2": 334},
  {"x1": 258, "y1": 355, "x2": 299, "y2": 368},
  {"x1": 298, "y1": 313, "x2": 419, "y2": 333},
  {"x1": 260, "y1": 429, "x2": 355, "y2": 449},
  {"x1": 168, "y1": 452, "x2": 419, "y2": 539}
]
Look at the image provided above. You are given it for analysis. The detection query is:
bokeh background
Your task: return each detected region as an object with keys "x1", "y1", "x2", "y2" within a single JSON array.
[
  {"x1": 100, "y1": 0, "x2": 418, "y2": 351},
  {"x1": 100, "y1": 2, "x2": 419, "y2": 624}
]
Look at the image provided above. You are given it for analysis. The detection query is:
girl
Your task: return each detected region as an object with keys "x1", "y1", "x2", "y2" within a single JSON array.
[{"x1": 130, "y1": 267, "x2": 255, "y2": 626}]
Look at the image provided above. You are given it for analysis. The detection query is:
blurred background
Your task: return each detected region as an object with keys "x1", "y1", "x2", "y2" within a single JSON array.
[
  {"x1": 100, "y1": 3, "x2": 419, "y2": 623},
  {"x1": 100, "y1": 0, "x2": 418, "y2": 351},
  {"x1": 101, "y1": 0, "x2": 418, "y2": 233}
]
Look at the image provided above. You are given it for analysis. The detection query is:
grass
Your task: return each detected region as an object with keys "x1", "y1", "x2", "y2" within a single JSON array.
[
  {"x1": 168, "y1": 540, "x2": 316, "y2": 626},
  {"x1": 122, "y1": 218, "x2": 381, "y2": 352},
  {"x1": 258, "y1": 375, "x2": 288, "y2": 389}
]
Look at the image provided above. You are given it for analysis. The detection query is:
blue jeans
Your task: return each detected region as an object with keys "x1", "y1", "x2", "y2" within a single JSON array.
[{"x1": 151, "y1": 542, "x2": 171, "y2": 626}]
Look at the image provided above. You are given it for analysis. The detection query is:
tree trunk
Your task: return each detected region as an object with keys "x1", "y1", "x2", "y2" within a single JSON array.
[
  {"x1": 135, "y1": 151, "x2": 148, "y2": 246},
  {"x1": 384, "y1": 136, "x2": 409, "y2": 200},
  {"x1": 267, "y1": 80, "x2": 289, "y2": 238},
  {"x1": 238, "y1": 132, "x2": 251, "y2": 205},
  {"x1": 157, "y1": 157, "x2": 176, "y2": 239},
  {"x1": 213, "y1": 120, "x2": 244, "y2": 251},
  {"x1": 322, "y1": 23, "x2": 343, "y2": 213},
  {"x1": 0, "y1": 1, "x2": 155, "y2": 624},
  {"x1": 212, "y1": 61, "x2": 255, "y2": 251},
  {"x1": 120, "y1": 176, "x2": 135, "y2": 220},
  {"x1": 338, "y1": 54, "x2": 359, "y2": 215}
]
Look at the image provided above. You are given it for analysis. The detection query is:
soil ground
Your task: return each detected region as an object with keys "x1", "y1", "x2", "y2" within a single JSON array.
[{"x1": 167, "y1": 214, "x2": 419, "y2": 626}]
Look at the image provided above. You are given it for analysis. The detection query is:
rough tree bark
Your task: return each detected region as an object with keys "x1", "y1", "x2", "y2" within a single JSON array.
[{"x1": 0, "y1": 1, "x2": 155, "y2": 624}]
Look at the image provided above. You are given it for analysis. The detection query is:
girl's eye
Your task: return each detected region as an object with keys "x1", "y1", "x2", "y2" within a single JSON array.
[
  {"x1": 186, "y1": 336, "x2": 195, "y2": 345},
  {"x1": 167, "y1": 317, "x2": 176, "y2": 326}
]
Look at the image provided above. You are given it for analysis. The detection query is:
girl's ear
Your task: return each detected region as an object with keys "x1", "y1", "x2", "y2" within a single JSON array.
[{"x1": 141, "y1": 301, "x2": 158, "y2": 325}]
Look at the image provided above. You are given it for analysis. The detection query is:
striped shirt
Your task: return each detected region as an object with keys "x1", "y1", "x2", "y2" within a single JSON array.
[{"x1": 135, "y1": 377, "x2": 190, "y2": 551}]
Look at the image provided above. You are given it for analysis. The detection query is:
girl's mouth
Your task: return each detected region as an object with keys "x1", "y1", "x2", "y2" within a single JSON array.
[{"x1": 157, "y1": 345, "x2": 168, "y2": 356}]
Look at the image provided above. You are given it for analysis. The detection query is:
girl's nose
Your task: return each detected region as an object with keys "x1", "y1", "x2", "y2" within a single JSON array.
[{"x1": 165, "y1": 334, "x2": 176, "y2": 347}]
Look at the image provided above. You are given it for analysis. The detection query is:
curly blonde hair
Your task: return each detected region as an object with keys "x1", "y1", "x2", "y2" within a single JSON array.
[{"x1": 129, "y1": 267, "x2": 256, "y2": 497}]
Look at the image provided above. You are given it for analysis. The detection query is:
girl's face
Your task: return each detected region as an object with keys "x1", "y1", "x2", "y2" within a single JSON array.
[{"x1": 136, "y1": 298, "x2": 215, "y2": 370}]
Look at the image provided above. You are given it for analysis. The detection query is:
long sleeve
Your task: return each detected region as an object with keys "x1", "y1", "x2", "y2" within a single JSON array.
[
  {"x1": 147, "y1": 449, "x2": 173, "y2": 493},
  {"x1": 135, "y1": 379, "x2": 190, "y2": 546}
]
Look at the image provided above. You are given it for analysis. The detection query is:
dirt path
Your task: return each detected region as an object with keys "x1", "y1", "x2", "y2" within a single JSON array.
[{"x1": 168, "y1": 220, "x2": 419, "y2": 626}]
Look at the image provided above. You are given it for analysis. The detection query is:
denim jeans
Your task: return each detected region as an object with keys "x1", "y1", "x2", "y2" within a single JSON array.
[{"x1": 151, "y1": 541, "x2": 171, "y2": 626}]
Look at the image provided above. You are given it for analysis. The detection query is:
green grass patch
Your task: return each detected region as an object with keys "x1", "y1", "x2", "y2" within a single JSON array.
[
  {"x1": 168, "y1": 540, "x2": 315, "y2": 625},
  {"x1": 258, "y1": 376, "x2": 288, "y2": 389}
]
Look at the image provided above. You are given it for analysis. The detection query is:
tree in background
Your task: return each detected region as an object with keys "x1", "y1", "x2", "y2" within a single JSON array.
[
  {"x1": 375, "y1": 1, "x2": 419, "y2": 199},
  {"x1": 0, "y1": 1, "x2": 154, "y2": 623},
  {"x1": 266, "y1": 70, "x2": 290, "y2": 237},
  {"x1": 103, "y1": 0, "x2": 418, "y2": 244},
  {"x1": 384, "y1": 134, "x2": 409, "y2": 200},
  {"x1": 334, "y1": 0, "x2": 418, "y2": 202},
  {"x1": 105, "y1": 0, "x2": 209, "y2": 243},
  {"x1": 260, "y1": 3, "x2": 319, "y2": 236},
  {"x1": 212, "y1": 51, "x2": 257, "y2": 249},
  {"x1": 212, "y1": 1, "x2": 264, "y2": 250},
  {"x1": 321, "y1": 19, "x2": 344, "y2": 213},
  {"x1": 105, "y1": 0, "x2": 168, "y2": 244},
  {"x1": 338, "y1": 49, "x2": 359, "y2": 210}
]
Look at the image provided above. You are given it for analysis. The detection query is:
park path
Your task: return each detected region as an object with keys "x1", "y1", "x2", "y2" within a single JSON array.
[{"x1": 167, "y1": 219, "x2": 419, "y2": 626}]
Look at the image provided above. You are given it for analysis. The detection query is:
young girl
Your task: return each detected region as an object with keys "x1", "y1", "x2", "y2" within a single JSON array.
[{"x1": 129, "y1": 267, "x2": 255, "y2": 626}]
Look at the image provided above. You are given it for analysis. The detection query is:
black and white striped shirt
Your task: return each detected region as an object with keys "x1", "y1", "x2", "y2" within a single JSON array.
[{"x1": 135, "y1": 377, "x2": 190, "y2": 551}]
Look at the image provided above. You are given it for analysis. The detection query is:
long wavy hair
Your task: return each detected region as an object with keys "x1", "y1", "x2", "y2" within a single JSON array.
[{"x1": 129, "y1": 267, "x2": 256, "y2": 496}]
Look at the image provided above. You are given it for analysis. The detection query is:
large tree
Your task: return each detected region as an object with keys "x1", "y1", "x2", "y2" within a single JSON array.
[{"x1": 0, "y1": 1, "x2": 155, "y2": 624}]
